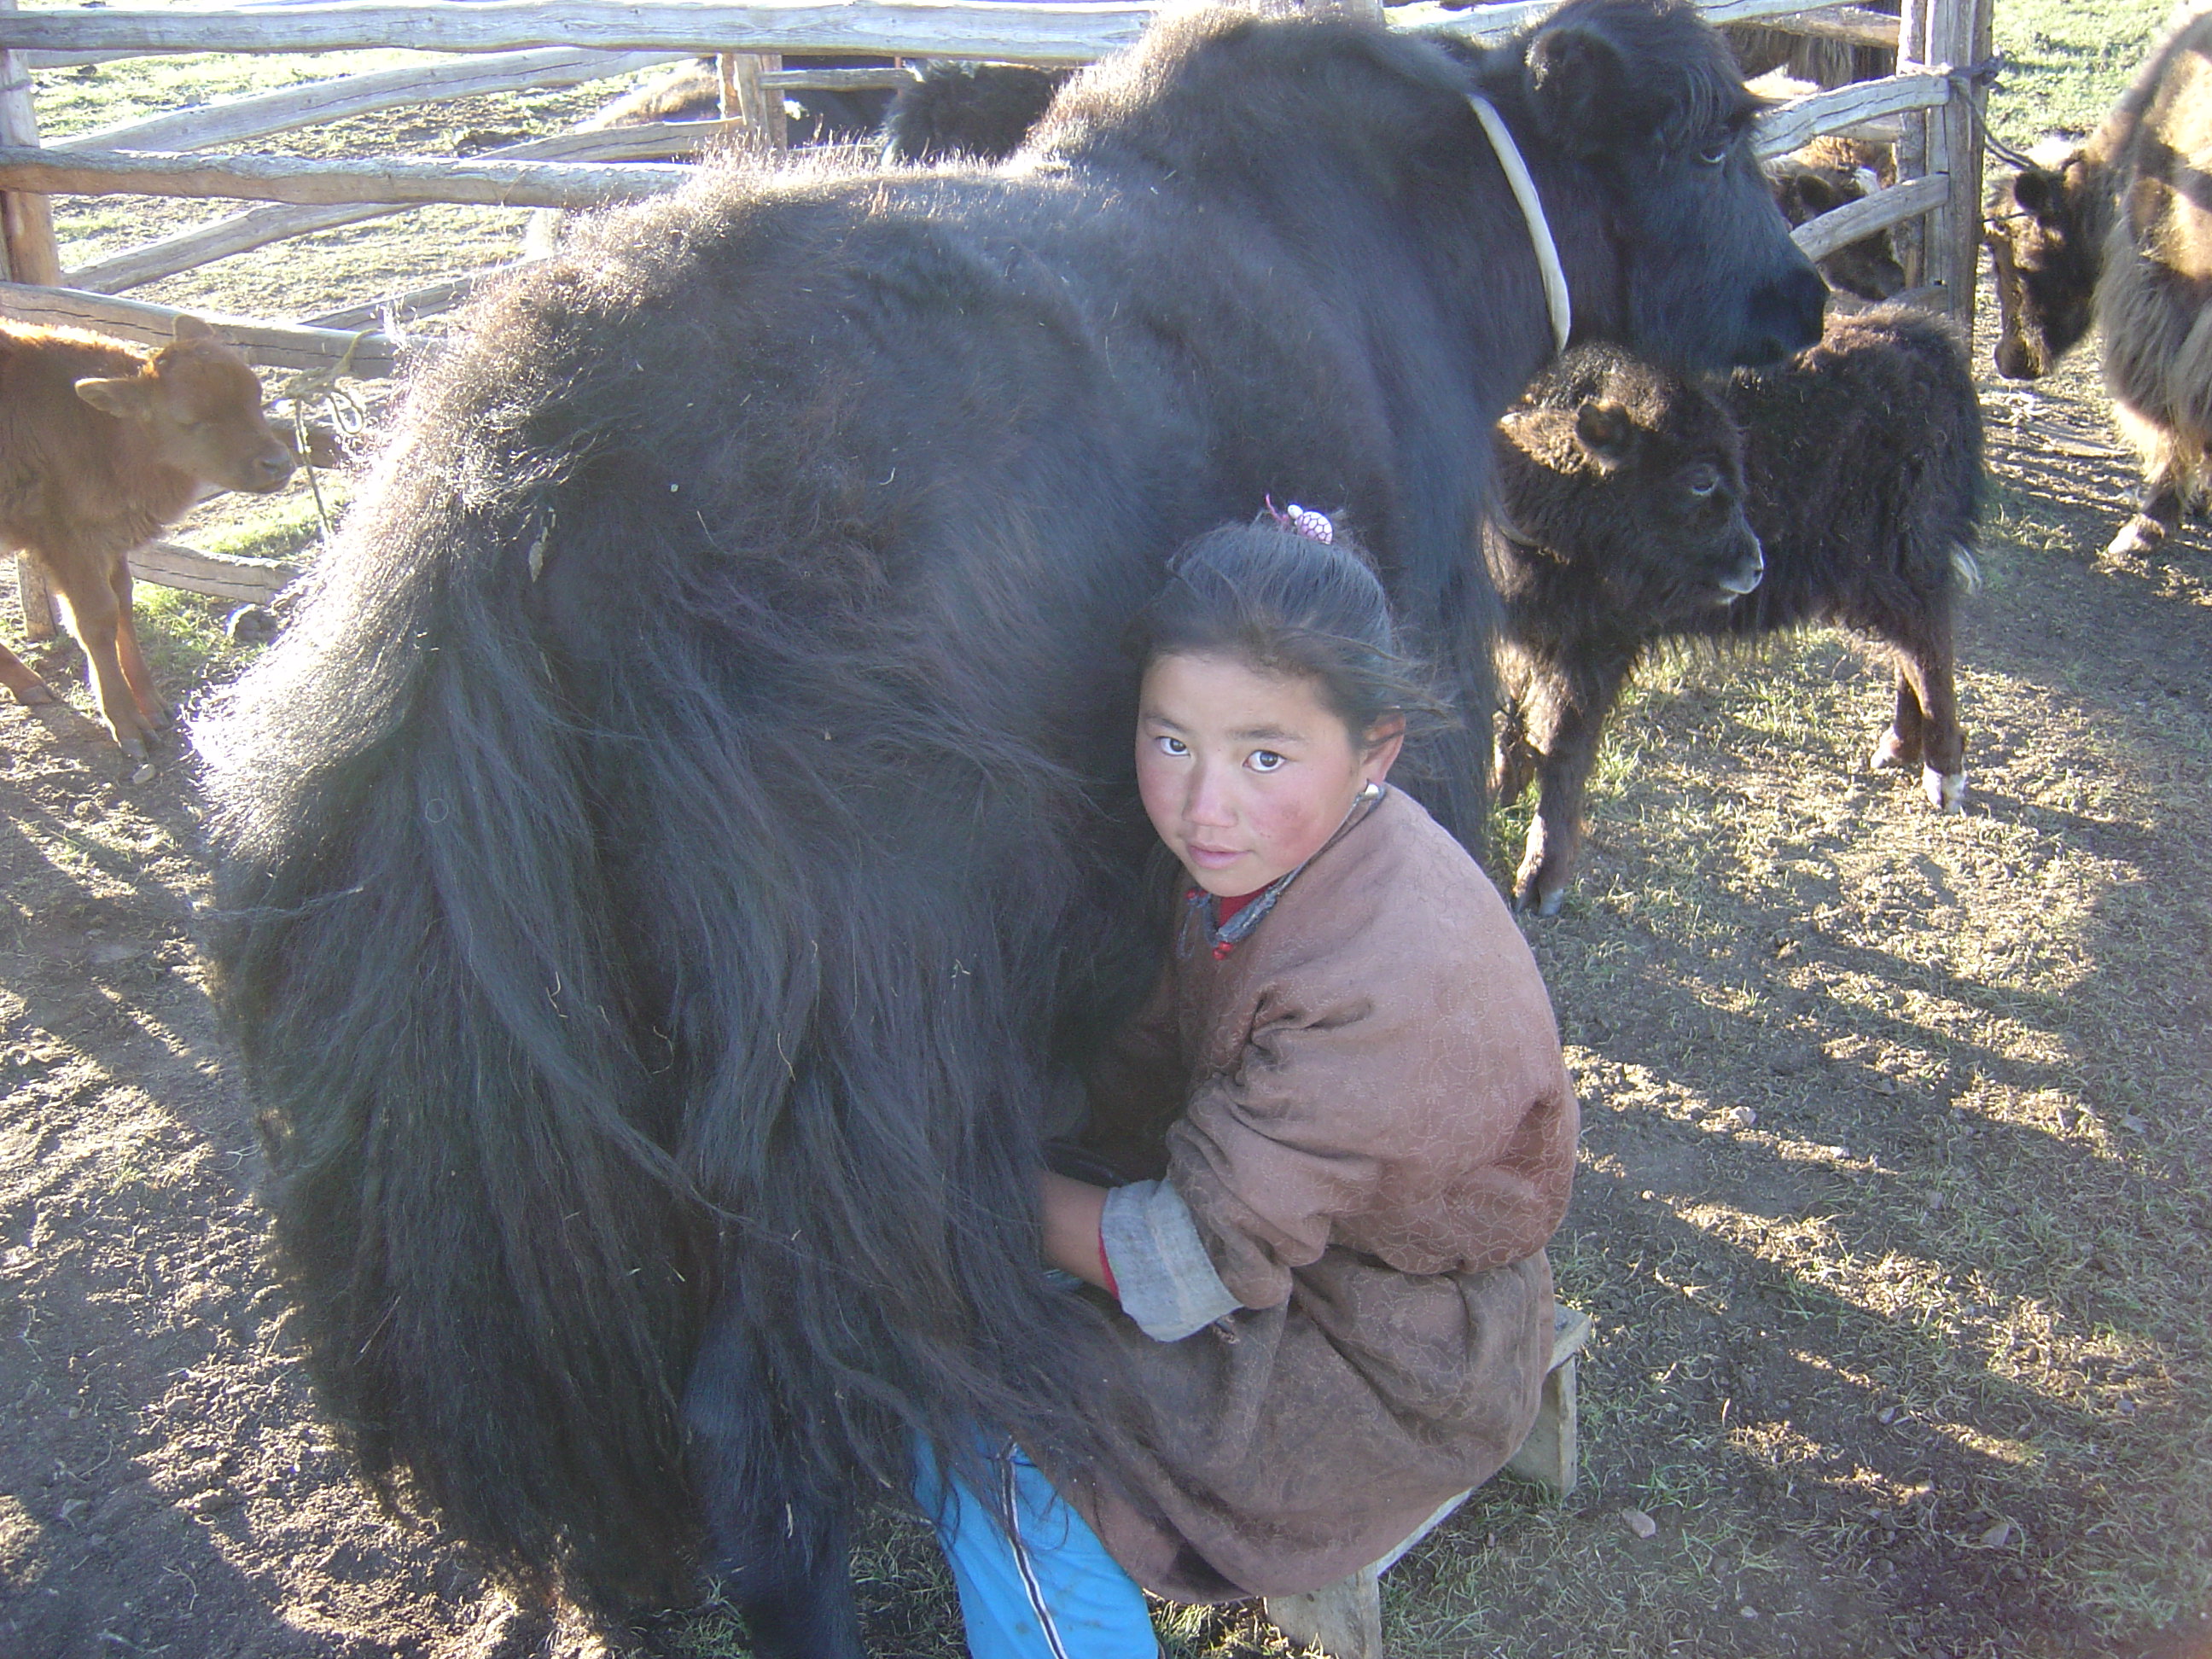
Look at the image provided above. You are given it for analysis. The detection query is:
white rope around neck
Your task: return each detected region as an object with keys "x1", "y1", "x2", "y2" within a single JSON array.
[{"x1": 1467, "y1": 94, "x2": 1573, "y2": 355}]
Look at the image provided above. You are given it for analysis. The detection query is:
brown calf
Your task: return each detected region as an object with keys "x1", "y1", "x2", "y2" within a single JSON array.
[{"x1": 0, "y1": 313, "x2": 294, "y2": 758}]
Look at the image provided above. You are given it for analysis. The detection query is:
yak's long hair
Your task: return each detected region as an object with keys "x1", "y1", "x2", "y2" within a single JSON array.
[{"x1": 200, "y1": 0, "x2": 1817, "y2": 1609}]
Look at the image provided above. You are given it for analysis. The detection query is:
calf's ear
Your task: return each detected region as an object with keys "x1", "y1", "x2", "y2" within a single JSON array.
[
  {"x1": 172, "y1": 313, "x2": 216, "y2": 342},
  {"x1": 74, "y1": 375, "x2": 156, "y2": 419},
  {"x1": 1525, "y1": 22, "x2": 1633, "y2": 154},
  {"x1": 1573, "y1": 399, "x2": 1636, "y2": 467}
]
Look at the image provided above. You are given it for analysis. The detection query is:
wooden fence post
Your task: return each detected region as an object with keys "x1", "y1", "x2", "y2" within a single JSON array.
[
  {"x1": 14, "y1": 554, "x2": 59, "y2": 644},
  {"x1": 1946, "y1": 0, "x2": 2000, "y2": 334},
  {"x1": 719, "y1": 50, "x2": 789, "y2": 149},
  {"x1": 1897, "y1": 0, "x2": 1984, "y2": 326},
  {"x1": 1894, "y1": 0, "x2": 1930, "y2": 292},
  {"x1": 0, "y1": 0, "x2": 60, "y2": 287}
]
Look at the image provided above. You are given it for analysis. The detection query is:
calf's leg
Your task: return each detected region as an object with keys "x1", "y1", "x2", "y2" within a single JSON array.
[
  {"x1": 683, "y1": 1294, "x2": 865, "y2": 1659},
  {"x1": 108, "y1": 561, "x2": 172, "y2": 729},
  {"x1": 1516, "y1": 655, "x2": 1634, "y2": 917},
  {"x1": 1864, "y1": 610, "x2": 1965, "y2": 812},
  {"x1": 1870, "y1": 672, "x2": 1924, "y2": 773},
  {"x1": 1491, "y1": 693, "x2": 1539, "y2": 809},
  {"x1": 0, "y1": 637, "x2": 57, "y2": 707},
  {"x1": 50, "y1": 548, "x2": 160, "y2": 759}
]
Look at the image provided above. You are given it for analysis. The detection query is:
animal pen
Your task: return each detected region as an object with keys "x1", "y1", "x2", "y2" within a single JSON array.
[{"x1": 0, "y1": 0, "x2": 1994, "y2": 638}]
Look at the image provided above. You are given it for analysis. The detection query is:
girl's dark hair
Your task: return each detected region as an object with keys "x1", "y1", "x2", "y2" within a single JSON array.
[{"x1": 1128, "y1": 519, "x2": 1457, "y2": 742}]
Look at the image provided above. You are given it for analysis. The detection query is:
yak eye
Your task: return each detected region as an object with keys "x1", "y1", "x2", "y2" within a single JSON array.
[
  {"x1": 1685, "y1": 465, "x2": 1720, "y2": 498},
  {"x1": 1697, "y1": 137, "x2": 1732, "y2": 167}
]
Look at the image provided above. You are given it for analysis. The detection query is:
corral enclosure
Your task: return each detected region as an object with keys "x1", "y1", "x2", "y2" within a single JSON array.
[
  {"x1": 0, "y1": 0, "x2": 1994, "y2": 636},
  {"x1": 1, "y1": 2, "x2": 2209, "y2": 1658}
]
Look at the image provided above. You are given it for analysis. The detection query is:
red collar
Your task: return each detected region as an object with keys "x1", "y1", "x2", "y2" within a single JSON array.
[{"x1": 1212, "y1": 888, "x2": 1266, "y2": 923}]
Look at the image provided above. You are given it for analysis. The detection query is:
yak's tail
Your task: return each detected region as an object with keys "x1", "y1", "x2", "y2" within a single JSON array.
[
  {"x1": 200, "y1": 431, "x2": 706, "y2": 1597},
  {"x1": 198, "y1": 311, "x2": 1137, "y2": 1600}
]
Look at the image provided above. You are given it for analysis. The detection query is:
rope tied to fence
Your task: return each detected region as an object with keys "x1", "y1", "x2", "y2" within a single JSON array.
[
  {"x1": 277, "y1": 325, "x2": 376, "y2": 555},
  {"x1": 1946, "y1": 53, "x2": 2041, "y2": 174}
]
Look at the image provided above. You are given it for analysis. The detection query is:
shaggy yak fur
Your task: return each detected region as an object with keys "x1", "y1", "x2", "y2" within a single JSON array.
[
  {"x1": 882, "y1": 61, "x2": 1075, "y2": 162},
  {"x1": 1770, "y1": 134, "x2": 1906, "y2": 303},
  {"x1": 1491, "y1": 305, "x2": 1982, "y2": 913},
  {"x1": 0, "y1": 313, "x2": 294, "y2": 758},
  {"x1": 200, "y1": 3, "x2": 1822, "y2": 1651},
  {"x1": 1984, "y1": 4, "x2": 2212, "y2": 557}
]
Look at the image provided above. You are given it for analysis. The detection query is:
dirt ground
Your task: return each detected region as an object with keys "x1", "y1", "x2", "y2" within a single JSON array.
[{"x1": 3, "y1": 73, "x2": 2212, "y2": 1659}]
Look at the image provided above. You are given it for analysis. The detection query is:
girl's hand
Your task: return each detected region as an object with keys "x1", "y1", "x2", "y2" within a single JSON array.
[{"x1": 1039, "y1": 1171, "x2": 1113, "y2": 1293}]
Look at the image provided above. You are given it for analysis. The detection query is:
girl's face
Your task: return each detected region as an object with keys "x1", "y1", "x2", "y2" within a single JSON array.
[{"x1": 1137, "y1": 652, "x2": 1404, "y2": 897}]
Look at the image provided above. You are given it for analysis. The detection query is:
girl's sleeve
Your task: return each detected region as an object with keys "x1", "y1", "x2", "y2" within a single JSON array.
[{"x1": 1161, "y1": 959, "x2": 1575, "y2": 1313}]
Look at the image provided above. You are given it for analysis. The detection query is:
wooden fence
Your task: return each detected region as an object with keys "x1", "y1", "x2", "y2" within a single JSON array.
[{"x1": 0, "y1": 0, "x2": 1995, "y2": 628}]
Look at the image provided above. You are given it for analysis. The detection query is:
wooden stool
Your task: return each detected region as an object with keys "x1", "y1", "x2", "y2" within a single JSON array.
[{"x1": 1262, "y1": 1304, "x2": 1593, "y2": 1659}]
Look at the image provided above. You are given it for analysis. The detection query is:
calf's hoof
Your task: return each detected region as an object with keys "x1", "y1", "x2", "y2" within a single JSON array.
[
  {"x1": 8, "y1": 678, "x2": 58, "y2": 707},
  {"x1": 1513, "y1": 863, "x2": 1572, "y2": 917},
  {"x1": 1923, "y1": 765, "x2": 1965, "y2": 812},
  {"x1": 2106, "y1": 514, "x2": 2168, "y2": 558},
  {"x1": 1869, "y1": 727, "x2": 1915, "y2": 771}
]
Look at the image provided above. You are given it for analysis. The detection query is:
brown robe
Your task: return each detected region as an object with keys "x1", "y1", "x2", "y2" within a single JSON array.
[{"x1": 1066, "y1": 785, "x2": 1579, "y2": 1602}]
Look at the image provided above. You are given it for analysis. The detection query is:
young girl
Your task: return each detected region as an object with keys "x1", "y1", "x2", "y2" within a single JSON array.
[{"x1": 919, "y1": 514, "x2": 1580, "y2": 1657}]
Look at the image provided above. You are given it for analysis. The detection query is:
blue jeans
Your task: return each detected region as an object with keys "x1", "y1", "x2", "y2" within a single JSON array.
[{"x1": 914, "y1": 1440, "x2": 1161, "y2": 1659}]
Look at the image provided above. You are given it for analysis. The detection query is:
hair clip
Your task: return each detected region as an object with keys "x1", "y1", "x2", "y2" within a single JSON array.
[{"x1": 1263, "y1": 496, "x2": 1334, "y2": 544}]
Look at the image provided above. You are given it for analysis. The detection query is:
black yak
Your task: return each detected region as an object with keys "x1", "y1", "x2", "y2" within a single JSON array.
[
  {"x1": 1984, "y1": 5, "x2": 2212, "y2": 557},
  {"x1": 882, "y1": 61, "x2": 1074, "y2": 162},
  {"x1": 1491, "y1": 305, "x2": 1982, "y2": 913},
  {"x1": 199, "y1": 2, "x2": 1822, "y2": 1650}
]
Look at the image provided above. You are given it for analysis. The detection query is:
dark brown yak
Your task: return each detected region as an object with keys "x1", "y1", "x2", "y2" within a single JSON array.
[
  {"x1": 198, "y1": 4, "x2": 1821, "y2": 1652},
  {"x1": 1491, "y1": 306, "x2": 1982, "y2": 913},
  {"x1": 1984, "y1": 5, "x2": 2212, "y2": 557}
]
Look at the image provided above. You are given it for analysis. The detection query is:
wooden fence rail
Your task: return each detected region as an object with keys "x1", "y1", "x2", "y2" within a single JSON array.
[
  {"x1": 0, "y1": 0, "x2": 1903, "y2": 61},
  {"x1": 0, "y1": 1, "x2": 1156, "y2": 66},
  {"x1": 0, "y1": 279, "x2": 395, "y2": 375},
  {"x1": 61, "y1": 47, "x2": 693, "y2": 154},
  {"x1": 64, "y1": 119, "x2": 740, "y2": 293},
  {"x1": 0, "y1": 144, "x2": 695, "y2": 211}
]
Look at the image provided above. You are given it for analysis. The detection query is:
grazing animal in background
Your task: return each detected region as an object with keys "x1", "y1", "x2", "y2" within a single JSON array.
[
  {"x1": 882, "y1": 61, "x2": 1074, "y2": 161},
  {"x1": 0, "y1": 314, "x2": 294, "y2": 759},
  {"x1": 1491, "y1": 305, "x2": 1981, "y2": 914},
  {"x1": 1770, "y1": 133, "x2": 1906, "y2": 302},
  {"x1": 198, "y1": 4, "x2": 1822, "y2": 1651},
  {"x1": 1985, "y1": 6, "x2": 2212, "y2": 558},
  {"x1": 1724, "y1": 2, "x2": 1895, "y2": 92},
  {"x1": 521, "y1": 55, "x2": 898, "y2": 258},
  {"x1": 576, "y1": 53, "x2": 896, "y2": 142}
]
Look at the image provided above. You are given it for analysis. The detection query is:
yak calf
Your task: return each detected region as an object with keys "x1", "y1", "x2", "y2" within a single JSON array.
[
  {"x1": 1, "y1": 314, "x2": 294, "y2": 758},
  {"x1": 1491, "y1": 305, "x2": 1982, "y2": 913}
]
